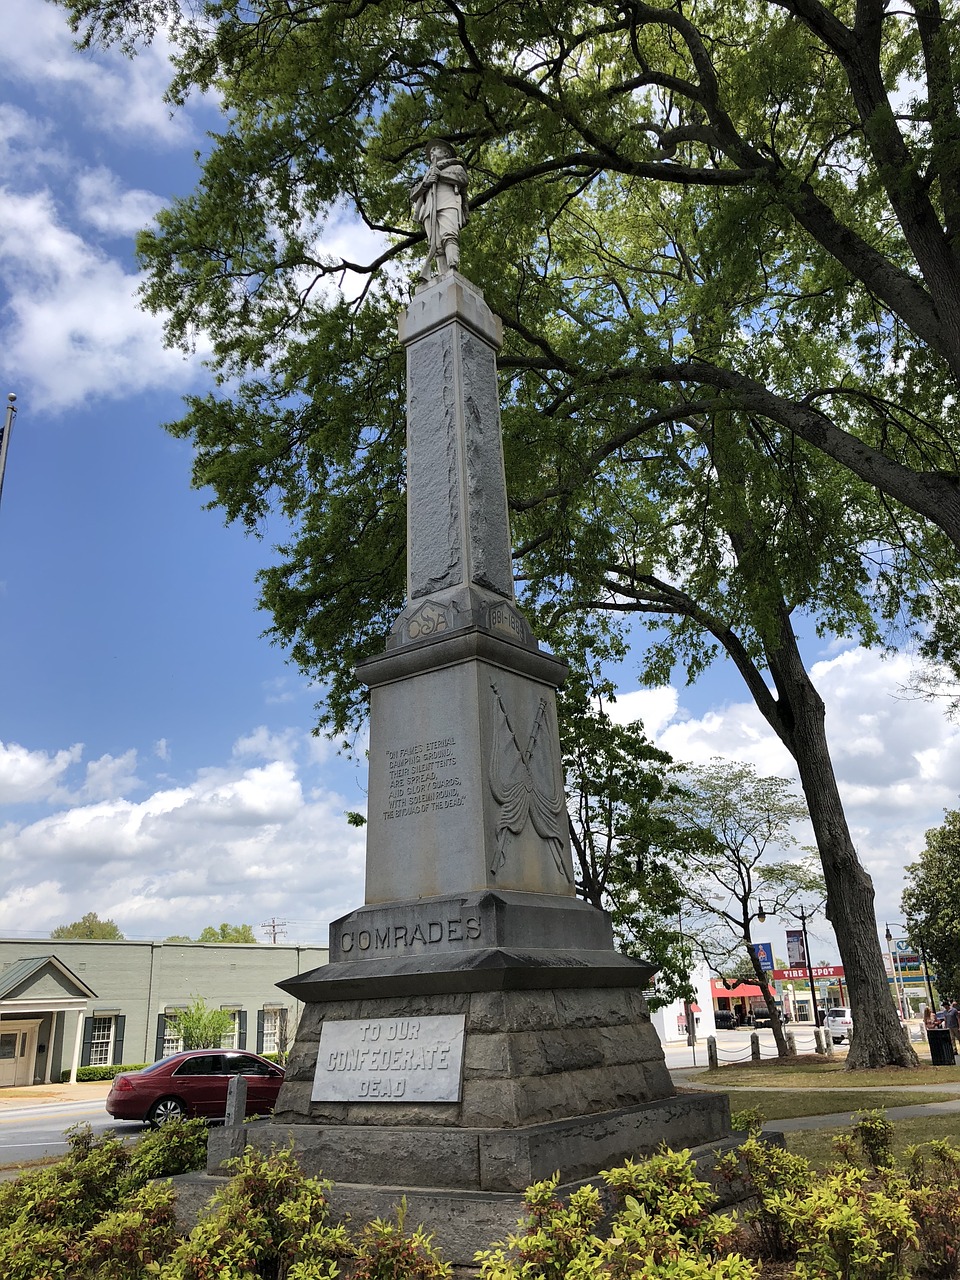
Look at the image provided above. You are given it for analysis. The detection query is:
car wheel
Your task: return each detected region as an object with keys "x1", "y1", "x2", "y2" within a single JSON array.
[{"x1": 146, "y1": 1097, "x2": 188, "y2": 1126}]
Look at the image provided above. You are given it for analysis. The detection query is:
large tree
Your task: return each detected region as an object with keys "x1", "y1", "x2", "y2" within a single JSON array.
[
  {"x1": 902, "y1": 809, "x2": 960, "y2": 998},
  {"x1": 667, "y1": 760, "x2": 825, "y2": 1058},
  {"x1": 51, "y1": 912, "x2": 123, "y2": 940},
  {"x1": 51, "y1": 0, "x2": 949, "y2": 1064}
]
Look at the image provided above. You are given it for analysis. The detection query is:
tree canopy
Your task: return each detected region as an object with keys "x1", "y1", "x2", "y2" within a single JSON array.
[
  {"x1": 51, "y1": 912, "x2": 124, "y2": 940},
  {"x1": 902, "y1": 809, "x2": 960, "y2": 998},
  {"x1": 49, "y1": 0, "x2": 945, "y2": 1064},
  {"x1": 165, "y1": 996, "x2": 236, "y2": 1049},
  {"x1": 197, "y1": 923, "x2": 258, "y2": 944}
]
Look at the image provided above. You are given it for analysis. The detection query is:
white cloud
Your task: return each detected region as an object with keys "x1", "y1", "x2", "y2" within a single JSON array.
[
  {"x1": 0, "y1": 740, "x2": 83, "y2": 804},
  {"x1": 0, "y1": 729, "x2": 365, "y2": 940},
  {"x1": 0, "y1": 0, "x2": 207, "y2": 147},
  {"x1": 81, "y1": 749, "x2": 141, "y2": 802},
  {"x1": 75, "y1": 167, "x2": 165, "y2": 237},
  {"x1": 0, "y1": 186, "x2": 205, "y2": 409},
  {"x1": 608, "y1": 686, "x2": 679, "y2": 738}
]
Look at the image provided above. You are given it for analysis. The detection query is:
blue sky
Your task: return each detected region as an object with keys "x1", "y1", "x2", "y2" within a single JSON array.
[{"x1": 0, "y1": 0, "x2": 957, "y2": 959}]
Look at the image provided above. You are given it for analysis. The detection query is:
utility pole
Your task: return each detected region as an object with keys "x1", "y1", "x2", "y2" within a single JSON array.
[
  {"x1": 260, "y1": 917, "x2": 288, "y2": 944},
  {"x1": 0, "y1": 394, "x2": 18, "y2": 513}
]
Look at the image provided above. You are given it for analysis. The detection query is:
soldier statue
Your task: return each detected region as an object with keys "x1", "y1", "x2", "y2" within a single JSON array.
[{"x1": 410, "y1": 141, "x2": 469, "y2": 283}]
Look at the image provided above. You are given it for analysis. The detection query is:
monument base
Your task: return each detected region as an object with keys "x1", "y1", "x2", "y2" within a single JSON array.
[
  {"x1": 201, "y1": 1128, "x2": 758, "y2": 1266},
  {"x1": 231, "y1": 976, "x2": 733, "y2": 1213}
]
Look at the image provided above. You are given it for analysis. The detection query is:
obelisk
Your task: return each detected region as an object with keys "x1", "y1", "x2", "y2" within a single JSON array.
[{"x1": 240, "y1": 148, "x2": 733, "y2": 1258}]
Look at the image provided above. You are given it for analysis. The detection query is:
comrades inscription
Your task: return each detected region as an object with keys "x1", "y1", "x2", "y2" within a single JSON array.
[
  {"x1": 383, "y1": 737, "x2": 466, "y2": 821},
  {"x1": 339, "y1": 913, "x2": 481, "y2": 955},
  {"x1": 312, "y1": 1015, "x2": 466, "y2": 1103}
]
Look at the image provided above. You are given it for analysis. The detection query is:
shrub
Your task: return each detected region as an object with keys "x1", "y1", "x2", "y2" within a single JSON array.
[
  {"x1": 715, "y1": 1134, "x2": 816, "y2": 1261},
  {"x1": 852, "y1": 1110, "x2": 896, "y2": 1173},
  {"x1": 475, "y1": 1162, "x2": 749, "y2": 1280},
  {"x1": 61, "y1": 1062, "x2": 150, "y2": 1082},
  {"x1": 730, "y1": 1107, "x2": 765, "y2": 1134},
  {"x1": 127, "y1": 1117, "x2": 208, "y2": 1185},
  {"x1": 902, "y1": 1140, "x2": 960, "y2": 1279},
  {"x1": 352, "y1": 1197, "x2": 451, "y2": 1280},
  {"x1": 161, "y1": 1143, "x2": 351, "y2": 1280},
  {"x1": 783, "y1": 1167, "x2": 917, "y2": 1280},
  {"x1": 72, "y1": 1181, "x2": 179, "y2": 1280}
]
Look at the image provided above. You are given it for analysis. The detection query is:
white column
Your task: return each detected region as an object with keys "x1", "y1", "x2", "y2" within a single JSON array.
[
  {"x1": 68, "y1": 1008, "x2": 84, "y2": 1085},
  {"x1": 43, "y1": 1013, "x2": 55, "y2": 1083}
]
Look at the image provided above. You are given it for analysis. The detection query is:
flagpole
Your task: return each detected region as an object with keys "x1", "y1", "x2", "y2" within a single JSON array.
[{"x1": 0, "y1": 394, "x2": 18, "y2": 512}]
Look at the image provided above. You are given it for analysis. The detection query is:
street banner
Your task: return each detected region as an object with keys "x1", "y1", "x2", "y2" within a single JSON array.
[
  {"x1": 751, "y1": 941, "x2": 775, "y2": 971},
  {"x1": 786, "y1": 928, "x2": 808, "y2": 967}
]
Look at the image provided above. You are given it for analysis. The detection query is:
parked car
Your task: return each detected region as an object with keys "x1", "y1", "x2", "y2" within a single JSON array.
[
  {"x1": 824, "y1": 1006, "x2": 854, "y2": 1044},
  {"x1": 713, "y1": 1009, "x2": 739, "y2": 1030},
  {"x1": 106, "y1": 1049, "x2": 285, "y2": 1126}
]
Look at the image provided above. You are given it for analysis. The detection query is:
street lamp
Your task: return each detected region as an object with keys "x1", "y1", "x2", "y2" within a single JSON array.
[
  {"x1": 795, "y1": 904, "x2": 822, "y2": 1027},
  {"x1": 757, "y1": 901, "x2": 767, "y2": 924}
]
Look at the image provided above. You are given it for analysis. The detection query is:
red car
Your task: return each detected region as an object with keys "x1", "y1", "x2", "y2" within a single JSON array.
[{"x1": 106, "y1": 1049, "x2": 285, "y2": 1125}]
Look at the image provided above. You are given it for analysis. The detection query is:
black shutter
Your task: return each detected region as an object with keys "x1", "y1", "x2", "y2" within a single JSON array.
[
  {"x1": 80, "y1": 1016, "x2": 94, "y2": 1068},
  {"x1": 112, "y1": 1016, "x2": 125, "y2": 1065},
  {"x1": 155, "y1": 1014, "x2": 166, "y2": 1061},
  {"x1": 256, "y1": 1010, "x2": 265, "y2": 1054},
  {"x1": 238, "y1": 1011, "x2": 247, "y2": 1050}
]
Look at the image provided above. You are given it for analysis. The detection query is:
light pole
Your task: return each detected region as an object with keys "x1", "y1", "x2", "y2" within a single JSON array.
[
  {"x1": 0, "y1": 393, "x2": 17, "y2": 512},
  {"x1": 797, "y1": 904, "x2": 822, "y2": 1027}
]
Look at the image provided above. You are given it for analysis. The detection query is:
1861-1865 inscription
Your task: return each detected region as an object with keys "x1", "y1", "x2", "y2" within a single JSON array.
[
  {"x1": 312, "y1": 1015, "x2": 466, "y2": 1102},
  {"x1": 383, "y1": 737, "x2": 466, "y2": 821}
]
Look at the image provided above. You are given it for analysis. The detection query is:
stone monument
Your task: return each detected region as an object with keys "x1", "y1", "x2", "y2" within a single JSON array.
[{"x1": 231, "y1": 148, "x2": 733, "y2": 1259}]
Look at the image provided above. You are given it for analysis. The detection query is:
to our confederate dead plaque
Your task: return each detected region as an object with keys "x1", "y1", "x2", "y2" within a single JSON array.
[{"x1": 312, "y1": 1015, "x2": 466, "y2": 1102}]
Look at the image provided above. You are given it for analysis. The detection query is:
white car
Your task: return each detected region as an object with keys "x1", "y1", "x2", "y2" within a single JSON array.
[{"x1": 825, "y1": 1006, "x2": 853, "y2": 1043}]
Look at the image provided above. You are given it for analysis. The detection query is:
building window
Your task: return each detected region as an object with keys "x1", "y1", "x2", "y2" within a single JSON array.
[
  {"x1": 88, "y1": 1017, "x2": 115, "y2": 1066},
  {"x1": 261, "y1": 1009, "x2": 280, "y2": 1054},
  {"x1": 259, "y1": 1006, "x2": 288, "y2": 1056},
  {"x1": 221, "y1": 1010, "x2": 240, "y2": 1050},
  {"x1": 162, "y1": 1027, "x2": 184, "y2": 1055}
]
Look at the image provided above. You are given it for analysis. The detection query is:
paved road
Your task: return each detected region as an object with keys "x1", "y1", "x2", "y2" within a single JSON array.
[{"x1": 0, "y1": 1099, "x2": 137, "y2": 1165}]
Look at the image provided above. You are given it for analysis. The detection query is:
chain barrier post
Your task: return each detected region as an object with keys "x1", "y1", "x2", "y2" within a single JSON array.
[
  {"x1": 750, "y1": 1032, "x2": 761, "y2": 1063},
  {"x1": 707, "y1": 1035, "x2": 718, "y2": 1070}
]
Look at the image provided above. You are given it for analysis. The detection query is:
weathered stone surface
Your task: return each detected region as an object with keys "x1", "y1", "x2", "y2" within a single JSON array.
[
  {"x1": 206, "y1": 1124, "x2": 247, "y2": 1173},
  {"x1": 329, "y1": 891, "x2": 614, "y2": 963},
  {"x1": 241, "y1": 1093, "x2": 732, "y2": 1197},
  {"x1": 463, "y1": 1032, "x2": 511, "y2": 1077},
  {"x1": 359, "y1": 652, "x2": 575, "y2": 904}
]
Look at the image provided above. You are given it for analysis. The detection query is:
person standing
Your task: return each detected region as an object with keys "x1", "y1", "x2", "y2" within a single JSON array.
[
  {"x1": 944, "y1": 1000, "x2": 960, "y2": 1050},
  {"x1": 923, "y1": 1005, "x2": 937, "y2": 1029}
]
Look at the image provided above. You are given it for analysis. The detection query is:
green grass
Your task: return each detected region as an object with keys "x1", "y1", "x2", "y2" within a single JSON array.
[
  {"x1": 785, "y1": 1114, "x2": 960, "y2": 1169},
  {"x1": 719, "y1": 1087, "x2": 957, "y2": 1121},
  {"x1": 696, "y1": 1057, "x2": 960, "y2": 1090}
]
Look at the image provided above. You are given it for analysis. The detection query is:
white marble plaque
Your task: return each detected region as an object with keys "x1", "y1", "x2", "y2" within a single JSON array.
[{"x1": 312, "y1": 1014, "x2": 466, "y2": 1103}]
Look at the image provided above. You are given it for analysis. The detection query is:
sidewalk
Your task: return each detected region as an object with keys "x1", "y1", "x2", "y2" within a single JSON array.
[{"x1": 0, "y1": 1081, "x2": 111, "y2": 1110}]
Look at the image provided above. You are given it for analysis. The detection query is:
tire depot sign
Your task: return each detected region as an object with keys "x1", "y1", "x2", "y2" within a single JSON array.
[{"x1": 770, "y1": 965, "x2": 844, "y2": 981}]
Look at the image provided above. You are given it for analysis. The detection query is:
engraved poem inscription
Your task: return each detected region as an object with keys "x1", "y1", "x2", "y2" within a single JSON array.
[{"x1": 383, "y1": 738, "x2": 466, "y2": 821}]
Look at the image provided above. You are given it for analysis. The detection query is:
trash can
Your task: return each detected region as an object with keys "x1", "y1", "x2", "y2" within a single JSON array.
[{"x1": 927, "y1": 1028, "x2": 955, "y2": 1065}]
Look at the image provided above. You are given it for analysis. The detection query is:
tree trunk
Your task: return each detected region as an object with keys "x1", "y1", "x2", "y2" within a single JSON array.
[
  {"x1": 744, "y1": 929, "x2": 792, "y2": 1058},
  {"x1": 765, "y1": 613, "x2": 918, "y2": 1068}
]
